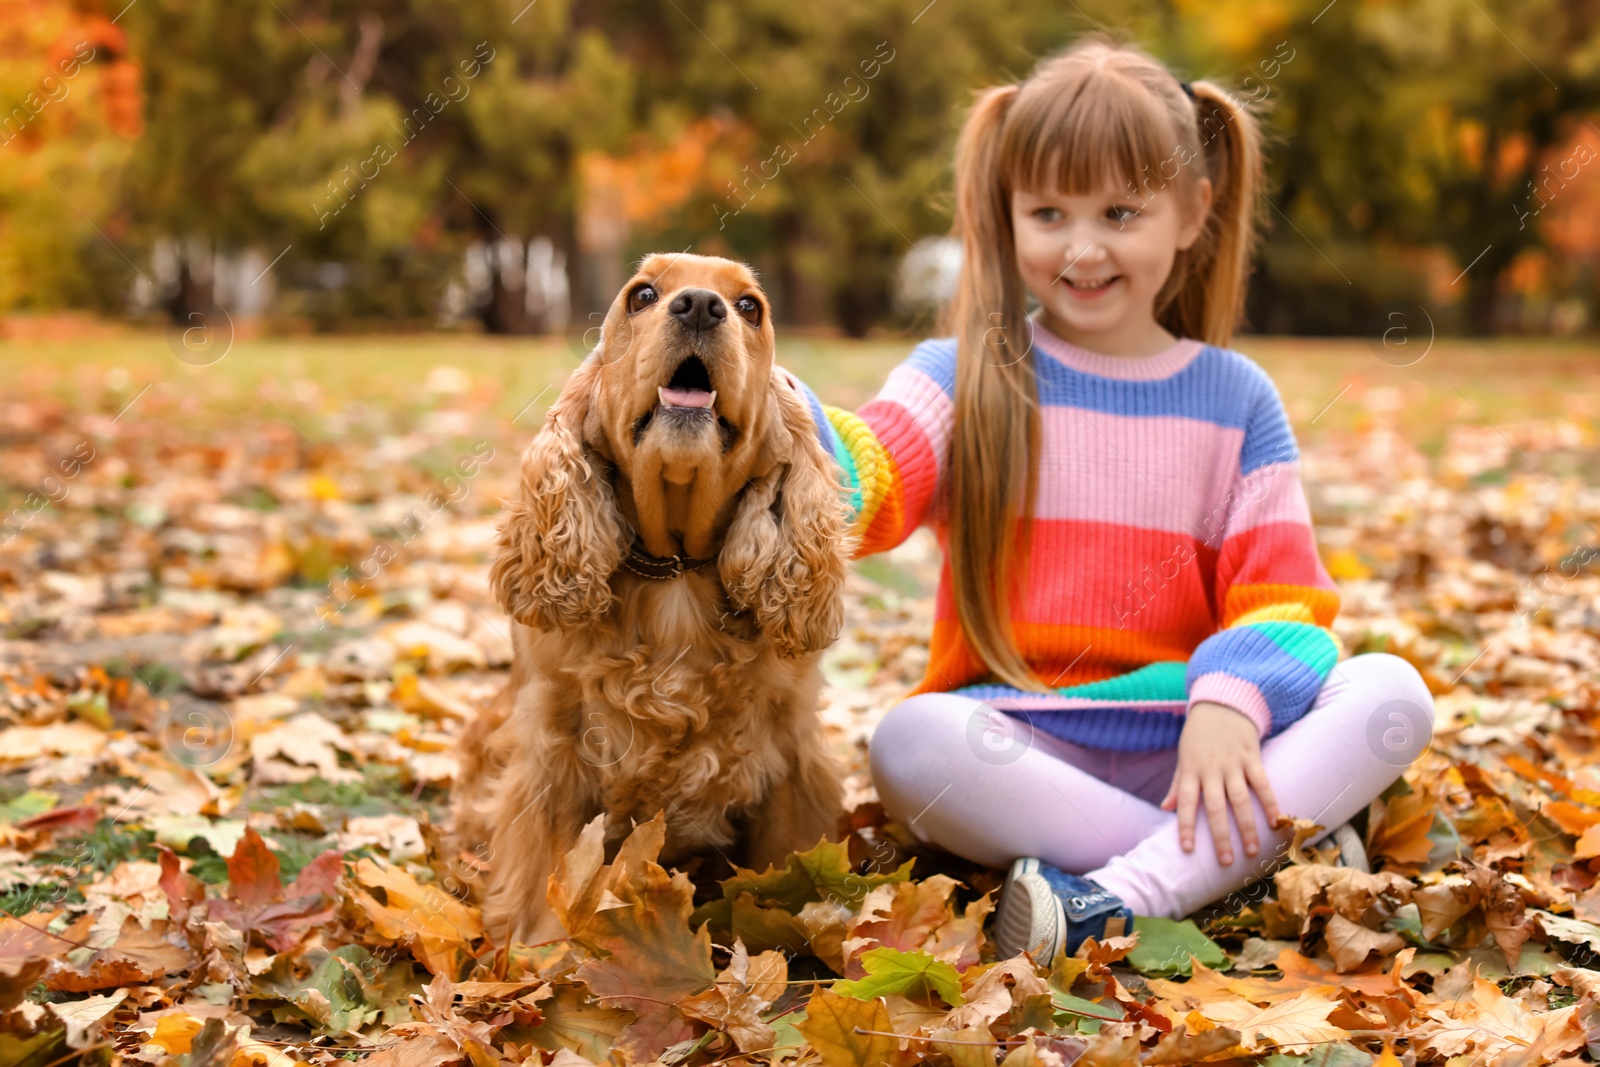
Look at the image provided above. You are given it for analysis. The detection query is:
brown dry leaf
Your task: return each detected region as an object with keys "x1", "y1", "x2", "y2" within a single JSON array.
[
  {"x1": 942, "y1": 955, "x2": 1050, "y2": 1031},
  {"x1": 925, "y1": 1025, "x2": 1005, "y2": 1067},
  {"x1": 1199, "y1": 990, "x2": 1349, "y2": 1052},
  {"x1": 841, "y1": 874, "x2": 990, "y2": 974},
  {"x1": 999, "y1": 1033, "x2": 1089, "y2": 1065},
  {"x1": 409, "y1": 972, "x2": 510, "y2": 1065},
  {"x1": 566, "y1": 813, "x2": 715, "y2": 1063},
  {"x1": 0, "y1": 720, "x2": 108, "y2": 764},
  {"x1": 1411, "y1": 976, "x2": 1584, "y2": 1063},
  {"x1": 1142, "y1": 1022, "x2": 1244, "y2": 1064},
  {"x1": 1552, "y1": 965, "x2": 1600, "y2": 999},
  {"x1": 0, "y1": 917, "x2": 60, "y2": 1010},
  {"x1": 46, "y1": 918, "x2": 193, "y2": 992},
  {"x1": 546, "y1": 814, "x2": 609, "y2": 941},
  {"x1": 795, "y1": 897, "x2": 853, "y2": 973},
  {"x1": 1414, "y1": 876, "x2": 1482, "y2": 939},
  {"x1": 1274, "y1": 863, "x2": 1413, "y2": 923},
  {"x1": 1463, "y1": 861, "x2": 1533, "y2": 968},
  {"x1": 250, "y1": 711, "x2": 361, "y2": 784},
  {"x1": 676, "y1": 938, "x2": 787, "y2": 1053},
  {"x1": 1077, "y1": 934, "x2": 1138, "y2": 971},
  {"x1": 47, "y1": 988, "x2": 126, "y2": 1048},
  {"x1": 1073, "y1": 1023, "x2": 1143, "y2": 1065},
  {"x1": 1324, "y1": 913, "x2": 1407, "y2": 972}
]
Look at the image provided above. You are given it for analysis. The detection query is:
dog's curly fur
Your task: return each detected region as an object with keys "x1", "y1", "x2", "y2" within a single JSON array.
[{"x1": 454, "y1": 253, "x2": 853, "y2": 943}]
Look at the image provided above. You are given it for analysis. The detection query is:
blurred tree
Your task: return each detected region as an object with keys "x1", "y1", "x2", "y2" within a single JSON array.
[
  {"x1": 116, "y1": 0, "x2": 632, "y2": 331},
  {"x1": 605, "y1": 0, "x2": 1077, "y2": 334},
  {"x1": 0, "y1": 1, "x2": 142, "y2": 311},
  {"x1": 7, "y1": 0, "x2": 1600, "y2": 338},
  {"x1": 1178, "y1": 0, "x2": 1600, "y2": 335}
]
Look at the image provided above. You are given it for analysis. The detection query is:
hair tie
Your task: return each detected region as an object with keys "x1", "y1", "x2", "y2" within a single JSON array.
[{"x1": 1179, "y1": 80, "x2": 1196, "y2": 101}]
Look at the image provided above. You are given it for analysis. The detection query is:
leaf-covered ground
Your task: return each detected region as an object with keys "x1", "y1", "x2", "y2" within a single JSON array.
[{"x1": 2, "y1": 334, "x2": 1600, "y2": 1065}]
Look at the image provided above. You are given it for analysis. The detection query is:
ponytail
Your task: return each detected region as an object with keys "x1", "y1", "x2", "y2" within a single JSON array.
[
  {"x1": 945, "y1": 84, "x2": 1050, "y2": 693},
  {"x1": 1157, "y1": 81, "x2": 1265, "y2": 347}
]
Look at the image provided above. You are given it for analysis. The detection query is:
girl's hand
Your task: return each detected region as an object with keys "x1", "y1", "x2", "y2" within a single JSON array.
[{"x1": 1160, "y1": 701, "x2": 1281, "y2": 865}]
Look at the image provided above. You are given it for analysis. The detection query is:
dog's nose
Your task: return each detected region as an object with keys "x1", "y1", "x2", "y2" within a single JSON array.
[{"x1": 668, "y1": 288, "x2": 727, "y2": 332}]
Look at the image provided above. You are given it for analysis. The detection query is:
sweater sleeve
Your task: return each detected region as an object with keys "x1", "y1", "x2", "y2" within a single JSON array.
[
  {"x1": 1184, "y1": 379, "x2": 1344, "y2": 737},
  {"x1": 777, "y1": 339, "x2": 955, "y2": 558}
]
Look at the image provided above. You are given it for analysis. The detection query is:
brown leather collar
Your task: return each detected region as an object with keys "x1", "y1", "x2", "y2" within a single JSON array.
[{"x1": 621, "y1": 537, "x2": 719, "y2": 580}]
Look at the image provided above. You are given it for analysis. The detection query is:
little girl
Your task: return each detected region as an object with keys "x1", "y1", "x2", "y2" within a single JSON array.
[{"x1": 781, "y1": 36, "x2": 1436, "y2": 959}]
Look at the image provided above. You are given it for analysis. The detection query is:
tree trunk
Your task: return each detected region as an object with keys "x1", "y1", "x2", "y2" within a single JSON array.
[
  {"x1": 165, "y1": 245, "x2": 215, "y2": 324},
  {"x1": 481, "y1": 238, "x2": 531, "y2": 335}
]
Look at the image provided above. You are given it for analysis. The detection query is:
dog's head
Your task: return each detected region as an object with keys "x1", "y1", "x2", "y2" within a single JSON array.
[
  {"x1": 490, "y1": 253, "x2": 849, "y2": 656},
  {"x1": 598, "y1": 252, "x2": 777, "y2": 486}
]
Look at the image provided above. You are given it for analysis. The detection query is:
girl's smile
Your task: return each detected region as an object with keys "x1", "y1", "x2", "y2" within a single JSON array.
[
  {"x1": 1012, "y1": 179, "x2": 1211, "y2": 356},
  {"x1": 1060, "y1": 274, "x2": 1120, "y2": 297}
]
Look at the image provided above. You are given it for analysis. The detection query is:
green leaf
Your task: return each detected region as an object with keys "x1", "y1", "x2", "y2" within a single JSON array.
[
  {"x1": 1257, "y1": 1043, "x2": 1376, "y2": 1066},
  {"x1": 768, "y1": 1007, "x2": 809, "y2": 1055},
  {"x1": 149, "y1": 815, "x2": 249, "y2": 856},
  {"x1": 256, "y1": 945, "x2": 402, "y2": 1035},
  {"x1": 0, "y1": 790, "x2": 58, "y2": 825},
  {"x1": 832, "y1": 947, "x2": 964, "y2": 1007},
  {"x1": 67, "y1": 689, "x2": 112, "y2": 730},
  {"x1": 1050, "y1": 990, "x2": 1124, "y2": 1020},
  {"x1": 1125, "y1": 917, "x2": 1230, "y2": 977},
  {"x1": 692, "y1": 838, "x2": 915, "y2": 929}
]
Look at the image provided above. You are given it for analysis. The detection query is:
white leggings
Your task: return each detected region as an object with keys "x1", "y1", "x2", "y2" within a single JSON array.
[{"x1": 867, "y1": 652, "x2": 1435, "y2": 918}]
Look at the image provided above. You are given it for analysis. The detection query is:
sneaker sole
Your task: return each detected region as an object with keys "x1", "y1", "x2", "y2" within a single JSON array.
[{"x1": 993, "y1": 858, "x2": 1065, "y2": 962}]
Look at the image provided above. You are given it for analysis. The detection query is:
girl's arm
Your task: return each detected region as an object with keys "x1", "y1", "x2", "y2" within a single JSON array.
[
  {"x1": 778, "y1": 339, "x2": 956, "y2": 559},
  {"x1": 1182, "y1": 378, "x2": 1343, "y2": 737}
]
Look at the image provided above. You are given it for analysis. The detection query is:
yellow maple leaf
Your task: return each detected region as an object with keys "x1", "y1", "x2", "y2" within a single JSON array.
[
  {"x1": 349, "y1": 857, "x2": 483, "y2": 975},
  {"x1": 796, "y1": 988, "x2": 908, "y2": 1067},
  {"x1": 150, "y1": 1013, "x2": 203, "y2": 1054}
]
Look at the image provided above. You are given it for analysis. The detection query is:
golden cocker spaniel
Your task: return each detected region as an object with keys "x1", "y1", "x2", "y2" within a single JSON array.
[{"x1": 454, "y1": 253, "x2": 852, "y2": 941}]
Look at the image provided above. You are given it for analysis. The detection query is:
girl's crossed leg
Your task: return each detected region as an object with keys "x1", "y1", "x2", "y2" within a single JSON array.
[{"x1": 867, "y1": 652, "x2": 1435, "y2": 919}]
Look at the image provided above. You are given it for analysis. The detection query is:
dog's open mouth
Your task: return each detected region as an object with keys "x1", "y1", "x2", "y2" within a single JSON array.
[{"x1": 658, "y1": 355, "x2": 716, "y2": 411}]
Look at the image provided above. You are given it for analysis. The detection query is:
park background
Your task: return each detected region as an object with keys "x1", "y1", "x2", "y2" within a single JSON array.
[{"x1": 5, "y1": 0, "x2": 1600, "y2": 339}]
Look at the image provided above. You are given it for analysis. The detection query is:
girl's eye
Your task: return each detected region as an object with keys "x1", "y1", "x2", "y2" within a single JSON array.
[
  {"x1": 627, "y1": 283, "x2": 658, "y2": 313},
  {"x1": 1033, "y1": 206, "x2": 1063, "y2": 223},
  {"x1": 734, "y1": 295, "x2": 762, "y2": 327},
  {"x1": 1109, "y1": 206, "x2": 1140, "y2": 224}
]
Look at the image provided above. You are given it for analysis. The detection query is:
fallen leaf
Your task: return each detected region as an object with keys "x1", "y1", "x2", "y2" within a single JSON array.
[{"x1": 796, "y1": 988, "x2": 909, "y2": 1067}]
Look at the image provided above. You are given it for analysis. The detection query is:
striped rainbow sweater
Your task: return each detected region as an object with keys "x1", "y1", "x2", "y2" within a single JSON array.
[{"x1": 785, "y1": 319, "x2": 1343, "y2": 752}]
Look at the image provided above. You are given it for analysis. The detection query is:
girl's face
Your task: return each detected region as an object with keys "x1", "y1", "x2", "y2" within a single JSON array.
[{"x1": 1011, "y1": 175, "x2": 1211, "y2": 356}]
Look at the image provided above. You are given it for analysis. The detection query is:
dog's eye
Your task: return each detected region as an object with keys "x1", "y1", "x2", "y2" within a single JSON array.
[
  {"x1": 627, "y1": 284, "x2": 659, "y2": 313},
  {"x1": 734, "y1": 295, "x2": 762, "y2": 327}
]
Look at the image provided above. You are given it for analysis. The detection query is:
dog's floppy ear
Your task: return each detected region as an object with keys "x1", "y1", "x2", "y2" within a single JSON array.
[
  {"x1": 490, "y1": 353, "x2": 625, "y2": 630},
  {"x1": 719, "y1": 370, "x2": 851, "y2": 656}
]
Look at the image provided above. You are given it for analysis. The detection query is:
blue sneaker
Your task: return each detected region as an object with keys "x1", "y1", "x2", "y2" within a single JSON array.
[{"x1": 992, "y1": 857, "x2": 1134, "y2": 961}]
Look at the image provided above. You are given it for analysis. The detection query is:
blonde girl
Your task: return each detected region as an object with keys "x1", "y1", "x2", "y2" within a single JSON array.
[{"x1": 782, "y1": 35, "x2": 1434, "y2": 957}]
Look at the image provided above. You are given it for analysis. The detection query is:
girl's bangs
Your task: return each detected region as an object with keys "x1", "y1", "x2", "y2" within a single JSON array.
[{"x1": 1003, "y1": 74, "x2": 1179, "y2": 198}]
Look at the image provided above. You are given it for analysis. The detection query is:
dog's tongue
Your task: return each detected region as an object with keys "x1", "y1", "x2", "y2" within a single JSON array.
[{"x1": 658, "y1": 385, "x2": 716, "y2": 409}]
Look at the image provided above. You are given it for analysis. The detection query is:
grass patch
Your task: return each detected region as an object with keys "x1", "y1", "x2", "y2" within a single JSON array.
[{"x1": 0, "y1": 819, "x2": 158, "y2": 916}]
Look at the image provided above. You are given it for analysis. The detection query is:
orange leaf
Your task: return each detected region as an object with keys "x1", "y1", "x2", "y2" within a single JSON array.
[
  {"x1": 1541, "y1": 801, "x2": 1600, "y2": 836},
  {"x1": 226, "y1": 826, "x2": 282, "y2": 912},
  {"x1": 1367, "y1": 791, "x2": 1437, "y2": 867}
]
